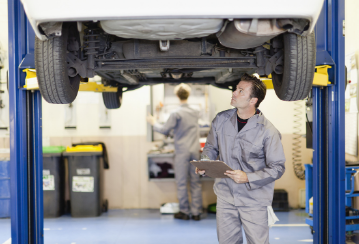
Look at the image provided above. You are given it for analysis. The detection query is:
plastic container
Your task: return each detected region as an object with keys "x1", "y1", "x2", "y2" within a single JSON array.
[
  {"x1": 64, "y1": 144, "x2": 108, "y2": 217},
  {"x1": 0, "y1": 160, "x2": 10, "y2": 218},
  {"x1": 208, "y1": 203, "x2": 217, "y2": 213},
  {"x1": 43, "y1": 146, "x2": 66, "y2": 218},
  {"x1": 309, "y1": 197, "x2": 313, "y2": 214},
  {"x1": 199, "y1": 138, "x2": 207, "y2": 148}
]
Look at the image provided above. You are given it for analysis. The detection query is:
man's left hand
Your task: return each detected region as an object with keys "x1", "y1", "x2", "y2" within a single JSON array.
[
  {"x1": 146, "y1": 114, "x2": 156, "y2": 125},
  {"x1": 224, "y1": 170, "x2": 249, "y2": 183}
]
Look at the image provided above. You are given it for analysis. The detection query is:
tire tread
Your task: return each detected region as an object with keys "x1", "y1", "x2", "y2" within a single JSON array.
[
  {"x1": 272, "y1": 32, "x2": 316, "y2": 101},
  {"x1": 35, "y1": 23, "x2": 80, "y2": 104},
  {"x1": 102, "y1": 90, "x2": 122, "y2": 109}
]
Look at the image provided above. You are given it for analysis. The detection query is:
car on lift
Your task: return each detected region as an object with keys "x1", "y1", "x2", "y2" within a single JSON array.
[{"x1": 21, "y1": 0, "x2": 324, "y2": 109}]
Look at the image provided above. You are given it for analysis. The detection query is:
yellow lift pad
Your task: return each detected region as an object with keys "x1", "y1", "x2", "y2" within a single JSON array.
[
  {"x1": 260, "y1": 65, "x2": 332, "y2": 89},
  {"x1": 261, "y1": 74, "x2": 274, "y2": 89},
  {"x1": 78, "y1": 81, "x2": 117, "y2": 92},
  {"x1": 23, "y1": 69, "x2": 117, "y2": 92},
  {"x1": 313, "y1": 65, "x2": 332, "y2": 86},
  {"x1": 23, "y1": 69, "x2": 38, "y2": 90},
  {"x1": 66, "y1": 144, "x2": 103, "y2": 153}
]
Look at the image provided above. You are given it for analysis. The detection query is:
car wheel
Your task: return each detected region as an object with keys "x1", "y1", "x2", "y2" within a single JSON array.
[
  {"x1": 271, "y1": 32, "x2": 316, "y2": 101},
  {"x1": 102, "y1": 89, "x2": 122, "y2": 109},
  {"x1": 35, "y1": 23, "x2": 81, "y2": 104}
]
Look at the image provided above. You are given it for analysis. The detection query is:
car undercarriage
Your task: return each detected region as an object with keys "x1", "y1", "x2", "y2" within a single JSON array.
[{"x1": 35, "y1": 19, "x2": 316, "y2": 108}]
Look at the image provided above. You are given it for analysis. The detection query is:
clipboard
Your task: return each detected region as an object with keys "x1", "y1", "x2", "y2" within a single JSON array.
[{"x1": 190, "y1": 160, "x2": 233, "y2": 178}]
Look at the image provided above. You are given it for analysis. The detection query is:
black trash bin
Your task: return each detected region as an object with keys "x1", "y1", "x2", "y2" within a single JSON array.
[
  {"x1": 63, "y1": 143, "x2": 108, "y2": 217},
  {"x1": 43, "y1": 146, "x2": 66, "y2": 218}
]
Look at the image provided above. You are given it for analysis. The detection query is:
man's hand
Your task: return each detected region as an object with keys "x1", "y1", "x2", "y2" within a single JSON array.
[
  {"x1": 224, "y1": 170, "x2": 249, "y2": 183},
  {"x1": 146, "y1": 114, "x2": 156, "y2": 125},
  {"x1": 195, "y1": 167, "x2": 206, "y2": 176}
]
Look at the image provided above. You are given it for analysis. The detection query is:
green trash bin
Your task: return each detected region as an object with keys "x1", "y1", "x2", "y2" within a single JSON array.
[
  {"x1": 207, "y1": 203, "x2": 216, "y2": 213},
  {"x1": 63, "y1": 143, "x2": 108, "y2": 217},
  {"x1": 43, "y1": 146, "x2": 66, "y2": 218}
]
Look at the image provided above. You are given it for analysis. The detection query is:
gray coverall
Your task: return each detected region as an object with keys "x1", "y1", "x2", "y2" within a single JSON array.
[
  {"x1": 202, "y1": 108, "x2": 285, "y2": 244},
  {"x1": 153, "y1": 104, "x2": 202, "y2": 216}
]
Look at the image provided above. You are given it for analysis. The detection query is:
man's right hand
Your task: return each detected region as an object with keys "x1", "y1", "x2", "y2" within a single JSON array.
[{"x1": 195, "y1": 167, "x2": 205, "y2": 176}]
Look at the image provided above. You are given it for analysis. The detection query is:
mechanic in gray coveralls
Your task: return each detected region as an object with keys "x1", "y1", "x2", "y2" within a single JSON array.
[
  {"x1": 147, "y1": 83, "x2": 202, "y2": 221},
  {"x1": 196, "y1": 74, "x2": 286, "y2": 243}
]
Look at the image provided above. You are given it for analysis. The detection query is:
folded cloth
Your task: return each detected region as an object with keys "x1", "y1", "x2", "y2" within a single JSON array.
[
  {"x1": 200, "y1": 154, "x2": 211, "y2": 161},
  {"x1": 267, "y1": 206, "x2": 279, "y2": 227}
]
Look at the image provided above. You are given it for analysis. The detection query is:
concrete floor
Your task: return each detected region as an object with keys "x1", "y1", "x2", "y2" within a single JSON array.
[{"x1": 0, "y1": 209, "x2": 315, "y2": 244}]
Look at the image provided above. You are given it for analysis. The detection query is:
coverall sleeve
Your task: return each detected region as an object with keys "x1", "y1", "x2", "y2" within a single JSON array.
[
  {"x1": 246, "y1": 131, "x2": 286, "y2": 190},
  {"x1": 201, "y1": 116, "x2": 219, "y2": 160},
  {"x1": 152, "y1": 112, "x2": 178, "y2": 136}
]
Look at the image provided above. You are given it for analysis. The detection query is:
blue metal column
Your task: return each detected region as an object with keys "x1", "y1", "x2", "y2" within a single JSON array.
[
  {"x1": 327, "y1": 0, "x2": 346, "y2": 241},
  {"x1": 8, "y1": 0, "x2": 44, "y2": 243},
  {"x1": 26, "y1": 90, "x2": 44, "y2": 244},
  {"x1": 313, "y1": 0, "x2": 345, "y2": 243},
  {"x1": 312, "y1": 87, "x2": 327, "y2": 243}
]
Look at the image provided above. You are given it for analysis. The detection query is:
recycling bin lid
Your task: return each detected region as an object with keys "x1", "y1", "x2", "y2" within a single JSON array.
[
  {"x1": 63, "y1": 144, "x2": 103, "y2": 156},
  {"x1": 43, "y1": 146, "x2": 66, "y2": 157}
]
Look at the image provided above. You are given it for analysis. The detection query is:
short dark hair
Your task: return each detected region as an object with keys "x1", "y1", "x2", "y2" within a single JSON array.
[{"x1": 240, "y1": 73, "x2": 267, "y2": 108}]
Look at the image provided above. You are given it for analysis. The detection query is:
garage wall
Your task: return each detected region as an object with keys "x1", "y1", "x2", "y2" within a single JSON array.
[
  {"x1": 0, "y1": 0, "x2": 9, "y2": 139},
  {"x1": 0, "y1": 0, "x2": 8, "y2": 84},
  {"x1": 345, "y1": 0, "x2": 359, "y2": 162},
  {"x1": 346, "y1": 0, "x2": 359, "y2": 57},
  {"x1": 42, "y1": 87, "x2": 150, "y2": 137}
]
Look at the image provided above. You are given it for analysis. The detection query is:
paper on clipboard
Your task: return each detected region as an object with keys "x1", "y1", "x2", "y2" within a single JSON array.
[{"x1": 190, "y1": 160, "x2": 233, "y2": 178}]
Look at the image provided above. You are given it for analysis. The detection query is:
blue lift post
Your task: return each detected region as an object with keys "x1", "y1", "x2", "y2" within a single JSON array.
[
  {"x1": 8, "y1": 0, "x2": 44, "y2": 243},
  {"x1": 313, "y1": 0, "x2": 345, "y2": 243}
]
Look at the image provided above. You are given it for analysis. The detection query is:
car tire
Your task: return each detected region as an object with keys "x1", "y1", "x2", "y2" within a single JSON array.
[
  {"x1": 102, "y1": 89, "x2": 122, "y2": 109},
  {"x1": 271, "y1": 32, "x2": 316, "y2": 101},
  {"x1": 35, "y1": 23, "x2": 81, "y2": 104}
]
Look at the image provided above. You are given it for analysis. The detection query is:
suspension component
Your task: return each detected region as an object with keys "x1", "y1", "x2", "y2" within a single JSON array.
[{"x1": 83, "y1": 28, "x2": 101, "y2": 76}]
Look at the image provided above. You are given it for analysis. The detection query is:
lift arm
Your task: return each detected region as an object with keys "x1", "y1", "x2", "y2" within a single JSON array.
[
  {"x1": 22, "y1": 69, "x2": 118, "y2": 92},
  {"x1": 24, "y1": 66, "x2": 331, "y2": 92}
]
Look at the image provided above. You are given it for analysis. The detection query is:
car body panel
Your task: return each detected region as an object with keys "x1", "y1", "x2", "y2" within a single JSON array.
[
  {"x1": 100, "y1": 19, "x2": 224, "y2": 40},
  {"x1": 21, "y1": 0, "x2": 324, "y2": 40}
]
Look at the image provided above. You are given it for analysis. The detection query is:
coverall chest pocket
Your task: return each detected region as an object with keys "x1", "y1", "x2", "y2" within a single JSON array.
[{"x1": 239, "y1": 139, "x2": 264, "y2": 163}]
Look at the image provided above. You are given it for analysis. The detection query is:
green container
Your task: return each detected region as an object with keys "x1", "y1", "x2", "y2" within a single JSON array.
[
  {"x1": 43, "y1": 146, "x2": 66, "y2": 218},
  {"x1": 208, "y1": 203, "x2": 216, "y2": 213},
  {"x1": 43, "y1": 146, "x2": 66, "y2": 154}
]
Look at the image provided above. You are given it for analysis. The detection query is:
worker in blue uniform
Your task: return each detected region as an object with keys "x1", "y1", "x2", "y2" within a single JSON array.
[
  {"x1": 147, "y1": 83, "x2": 203, "y2": 221},
  {"x1": 196, "y1": 74, "x2": 286, "y2": 243}
]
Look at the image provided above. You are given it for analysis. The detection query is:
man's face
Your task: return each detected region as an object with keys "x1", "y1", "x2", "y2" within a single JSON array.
[{"x1": 230, "y1": 81, "x2": 256, "y2": 109}]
